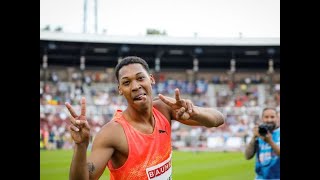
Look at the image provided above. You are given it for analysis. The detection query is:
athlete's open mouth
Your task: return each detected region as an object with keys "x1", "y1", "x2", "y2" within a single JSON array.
[{"x1": 133, "y1": 93, "x2": 147, "y2": 101}]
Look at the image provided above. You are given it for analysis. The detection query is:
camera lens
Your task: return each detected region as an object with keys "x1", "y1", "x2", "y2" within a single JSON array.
[{"x1": 258, "y1": 125, "x2": 268, "y2": 136}]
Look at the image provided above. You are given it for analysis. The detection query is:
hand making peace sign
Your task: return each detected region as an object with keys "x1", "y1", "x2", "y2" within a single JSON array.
[
  {"x1": 65, "y1": 97, "x2": 91, "y2": 145},
  {"x1": 159, "y1": 88, "x2": 199, "y2": 120}
]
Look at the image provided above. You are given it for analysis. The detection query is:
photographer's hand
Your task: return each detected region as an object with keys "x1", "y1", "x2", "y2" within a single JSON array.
[
  {"x1": 251, "y1": 126, "x2": 280, "y2": 156},
  {"x1": 263, "y1": 132, "x2": 280, "y2": 156},
  {"x1": 254, "y1": 125, "x2": 272, "y2": 143},
  {"x1": 260, "y1": 131, "x2": 272, "y2": 143},
  {"x1": 253, "y1": 125, "x2": 259, "y2": 138},
  {"x1": 245, "y1": 126, "x2": 259, "y2": 160}
]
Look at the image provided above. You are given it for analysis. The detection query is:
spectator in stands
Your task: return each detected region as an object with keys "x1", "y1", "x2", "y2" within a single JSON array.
[
  {"x1": 50, "y1": 71, "x2": 59, "y2": 84},
  {"x1": 244, "y1": 107, "x2": 280, "y2": 180},
  {"x1": 65, "y1": 56, "x2": 225, "y2": 180},
  {"x1": 84, "y1": 74, "x2": 92, "y2": 86}
]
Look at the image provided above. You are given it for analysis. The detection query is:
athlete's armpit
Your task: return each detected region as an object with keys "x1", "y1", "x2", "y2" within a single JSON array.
[{"x1": 87, "y1": 162, "x2": 96, "y2": 175}]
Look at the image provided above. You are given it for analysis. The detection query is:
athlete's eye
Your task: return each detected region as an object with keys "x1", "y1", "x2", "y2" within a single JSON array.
[{"x1": 123, "y1": 81, "x2": 130, "y2": 86}]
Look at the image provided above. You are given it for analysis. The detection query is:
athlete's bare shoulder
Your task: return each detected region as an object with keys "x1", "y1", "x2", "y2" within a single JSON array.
[
  {"x1": 153, "y1": 98, "x2": 171, "y2": 123},
  {"x1": 93, "y1": 120, "x2": 126, "y2": 149},
  {"x1": 103, "y1": 120, "x2": 123, "y2": 131}
]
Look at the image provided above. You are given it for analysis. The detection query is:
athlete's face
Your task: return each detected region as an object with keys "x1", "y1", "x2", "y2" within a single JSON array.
[
  {"x1": 262, "y1": 109, "x2": 278, "y2": 128},
  {"x1": 118, "y1": 63, "x2": 155, "y2": 109}
]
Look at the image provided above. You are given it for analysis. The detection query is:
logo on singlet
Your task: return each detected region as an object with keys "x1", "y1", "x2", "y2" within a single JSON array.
[
  {"x1": 146, "y1": 153, "x2": 172, "y2": 180},
  {"x1": 159, "y1": 125, "x2": 168, "y2": 135},
  {"x1": 159, "y1": 130, "x2": 167, "y2": 134}
]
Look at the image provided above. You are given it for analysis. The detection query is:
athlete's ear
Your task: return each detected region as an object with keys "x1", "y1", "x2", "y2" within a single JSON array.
[
  {"x1": 118, "y1": 85, "x2": 123, "y2": 95},
  {"x1": 150, "y1": 74, "x2": 155, "y2": 85}
]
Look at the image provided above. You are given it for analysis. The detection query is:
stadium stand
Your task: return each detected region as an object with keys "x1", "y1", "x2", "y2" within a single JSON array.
[{"x1": 40, "y1": 31, "x2": 280, "y2": 152}]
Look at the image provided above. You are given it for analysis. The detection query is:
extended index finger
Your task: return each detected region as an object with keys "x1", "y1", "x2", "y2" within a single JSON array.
[
  {"x1": 80, "y1": 97, "x2": 86, "y2": 116},
  {"x1": 159, "y1": 94, "x2": 175, "y2": 107},
  {"x1": 65, "y1": 102, "x2": 78, "y2": 118},
  {"x1": 175, "y1": 88, "x2": 181, "y2": 102}
]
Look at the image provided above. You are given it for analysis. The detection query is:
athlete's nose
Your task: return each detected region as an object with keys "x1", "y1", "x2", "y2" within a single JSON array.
[{"x1": 131, "y1": 80, "x2": 141, "y2": 91}]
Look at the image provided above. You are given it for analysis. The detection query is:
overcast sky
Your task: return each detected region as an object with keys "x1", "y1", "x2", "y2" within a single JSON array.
[{"x1": 40, "y1": 0, "x2": 280, "y2": 38}]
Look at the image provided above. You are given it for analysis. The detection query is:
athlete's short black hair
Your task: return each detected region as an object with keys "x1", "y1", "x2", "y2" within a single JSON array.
[{"x1": 115, "y1": 56, "x2": 150, "y2": 82}]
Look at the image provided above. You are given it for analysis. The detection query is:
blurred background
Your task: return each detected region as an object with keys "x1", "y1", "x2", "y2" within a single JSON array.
[{"x1": 40, "y1": 0, "x2": 280, "y2": 179}]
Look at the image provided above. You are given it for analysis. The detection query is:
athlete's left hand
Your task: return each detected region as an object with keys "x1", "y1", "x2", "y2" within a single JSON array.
[{"x1": 159, "y1": 88, "x2": 199, "y2": 120}]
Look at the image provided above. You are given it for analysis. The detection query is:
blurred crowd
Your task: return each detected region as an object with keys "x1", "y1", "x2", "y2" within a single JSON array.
[{"x1": 40, "y1": 70, "x2": 280, "y2": 151}]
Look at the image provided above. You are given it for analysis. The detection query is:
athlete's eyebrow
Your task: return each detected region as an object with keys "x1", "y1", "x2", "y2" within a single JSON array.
[{"x1": 121, "y1": 72, "x2": 144, "y2": 80}]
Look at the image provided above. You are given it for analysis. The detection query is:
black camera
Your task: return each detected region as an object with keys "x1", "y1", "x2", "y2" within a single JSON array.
[{"x1": 258, "y1": 123, "x2": 275, "y2": 136}]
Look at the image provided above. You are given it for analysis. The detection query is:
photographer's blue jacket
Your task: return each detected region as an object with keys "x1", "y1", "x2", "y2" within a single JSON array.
[{"x1": 255, "y1": 127, "x2": 280, "y2": 180}]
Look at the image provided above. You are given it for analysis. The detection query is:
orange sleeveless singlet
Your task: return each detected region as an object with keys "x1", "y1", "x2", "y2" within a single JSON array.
[{"x1": 107, "y1": 107, "x2": 172, "y2": 180}]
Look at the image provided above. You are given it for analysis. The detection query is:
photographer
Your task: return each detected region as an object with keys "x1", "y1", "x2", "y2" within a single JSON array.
[{"x1": 244, "y1": 107, "x2": 280, "y2": 180}]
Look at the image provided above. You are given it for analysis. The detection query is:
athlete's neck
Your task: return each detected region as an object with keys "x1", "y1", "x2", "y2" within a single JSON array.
[{"x1": 125, "y1": 105, "x2": 154, "y2": 125}]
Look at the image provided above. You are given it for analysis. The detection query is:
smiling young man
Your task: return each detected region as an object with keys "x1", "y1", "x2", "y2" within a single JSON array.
[{"x1": 65, "y1": 56, "x2": 225, "y2": 180}]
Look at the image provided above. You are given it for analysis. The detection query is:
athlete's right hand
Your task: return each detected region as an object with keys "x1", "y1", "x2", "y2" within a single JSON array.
[{"x1": 65, "y1": 97, "x2": 90, "y2": 145}]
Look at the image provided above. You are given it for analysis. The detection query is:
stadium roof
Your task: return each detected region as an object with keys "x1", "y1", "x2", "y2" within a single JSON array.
[
  {"x1": 40, "y1": 31, "x2": 280, "y2": 46},
  {"x1": 40, "y1": 31, "x2": 280, "y2": 70}
]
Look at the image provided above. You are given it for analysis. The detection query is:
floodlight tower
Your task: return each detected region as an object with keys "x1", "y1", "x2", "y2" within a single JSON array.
[{"x1": 83, "y1": 0, "x2": 98, "y2": 34}]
